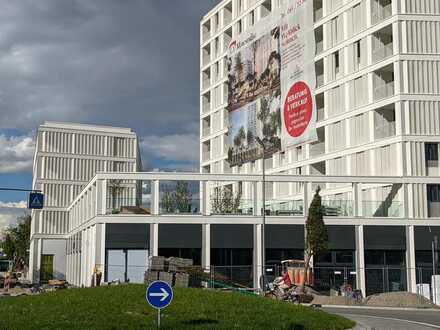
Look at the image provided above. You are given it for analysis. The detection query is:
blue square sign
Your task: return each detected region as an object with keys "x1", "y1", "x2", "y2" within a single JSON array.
[{"x1": 28, "y1": 193, "x2": 44, "y2": 209}]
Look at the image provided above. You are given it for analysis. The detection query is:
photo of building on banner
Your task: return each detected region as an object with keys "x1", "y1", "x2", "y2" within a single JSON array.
[{"x1": 226, "y1": 0, "x2": 317, "y2": 167}]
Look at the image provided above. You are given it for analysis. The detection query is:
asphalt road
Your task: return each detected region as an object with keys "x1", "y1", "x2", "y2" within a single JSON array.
[{"x1": 323, "y1": 307, "x2": 440, "y2": 330}]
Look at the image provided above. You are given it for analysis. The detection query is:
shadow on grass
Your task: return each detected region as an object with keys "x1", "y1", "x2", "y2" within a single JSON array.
[{"x1": 182, "y1": 318, "x2": 219, "y2": 326}]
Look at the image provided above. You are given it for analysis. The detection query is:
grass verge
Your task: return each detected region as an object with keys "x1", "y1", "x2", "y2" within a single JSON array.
[{"x1": 0, "y1": 285, "x2": 355, "y2": 329}]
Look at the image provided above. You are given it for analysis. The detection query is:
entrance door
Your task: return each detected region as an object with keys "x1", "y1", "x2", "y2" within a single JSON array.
[
  {"x1": 106, "y1": 250, "x2": 125, "y2": 282},
  {"x1": 40, "y1": 255, "x2": 54, "y2": 283},
  {"x1": 127, "y1": 250, "x2": 148, "y2": 283}
]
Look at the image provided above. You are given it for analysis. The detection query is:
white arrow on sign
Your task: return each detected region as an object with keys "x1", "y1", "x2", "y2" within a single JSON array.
[{"x1": 149, "y1": 288, "x2": 169, "y2": 302}]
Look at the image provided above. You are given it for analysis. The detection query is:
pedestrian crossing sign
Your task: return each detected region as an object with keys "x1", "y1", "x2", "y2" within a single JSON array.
[{"x1": 28, "y1": 193, "x2": 44, "y2": 209}]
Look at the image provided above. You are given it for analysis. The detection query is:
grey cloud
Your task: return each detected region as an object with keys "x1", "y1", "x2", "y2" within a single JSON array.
[{"x1": 0, "y1": 0, "x2": 219, "y2": 143}]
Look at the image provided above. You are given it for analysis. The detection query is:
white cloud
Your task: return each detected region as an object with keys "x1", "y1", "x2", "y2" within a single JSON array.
[
  {"x1": 0, "y1": 207, "x2": 27, "y2": 233},
  {"x1": 0, "y1": 200, "x2": 27, "y2": 208},
  {"x1": 0, "y1": 135, "x2": 35, "y2": 173},
  {"x1": 140, "y1": 133, "x2": 199, "y2": 163}
]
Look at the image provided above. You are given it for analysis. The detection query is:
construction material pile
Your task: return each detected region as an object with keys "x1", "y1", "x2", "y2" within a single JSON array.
[{"x1": 145, "y1": 256, "x2": 194, "y2": 288}]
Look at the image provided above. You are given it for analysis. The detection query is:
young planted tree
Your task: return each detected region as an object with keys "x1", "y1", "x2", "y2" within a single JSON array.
[{"x1": 303, "y1": 187, "x2": 328, "y2": 289}]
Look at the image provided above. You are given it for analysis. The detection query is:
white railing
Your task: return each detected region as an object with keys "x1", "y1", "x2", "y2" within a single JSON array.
[
  {"x1": 375, "y1": 121, "x2": 396, "y2": 139},
  {"x1": 372, "y1": 3, "x2": 392, "y2": 24},
  {"x1": 373, "y1": 43, "x2": 393, "y2": 63},
  {"x1": 374, "y1": 81, "x2": 394, "y2": 101}
]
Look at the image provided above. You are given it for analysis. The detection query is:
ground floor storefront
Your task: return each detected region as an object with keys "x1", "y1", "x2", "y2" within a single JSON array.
[{"x1": 30, "y1": 223, "x2": 440, "y2": 299}]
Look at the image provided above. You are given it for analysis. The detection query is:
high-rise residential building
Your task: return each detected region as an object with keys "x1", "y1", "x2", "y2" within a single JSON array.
[
  {"x1": 200, "y1": 0, "x2": 440, "y2": 295},
  {"x1": 29, "y1": 122, "x2": 140, "y2": 283}
]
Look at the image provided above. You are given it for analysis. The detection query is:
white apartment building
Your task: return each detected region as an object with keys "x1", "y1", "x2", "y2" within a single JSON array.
[
  {"x1": 28, "y1": 0, "x2": 440, "y2": 298},
  {"x1": 29, "y1": 122, "x2": 140, "y2": 283},
  {"x1": 199, "y1": 0, "x2": 440, "y2": 295}
]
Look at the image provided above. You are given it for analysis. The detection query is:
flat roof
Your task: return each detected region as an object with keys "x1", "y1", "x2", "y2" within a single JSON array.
[
  {"x1": 40, "y1": 121, "x2": 136, "y2": 135},
  {"x1": 202, "y1": 0, "x2": 226, "y2": 22}
]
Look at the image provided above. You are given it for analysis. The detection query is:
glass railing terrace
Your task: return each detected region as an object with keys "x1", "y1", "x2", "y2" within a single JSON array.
[
  {"x1": 160, "y1": 199, "x2": 201, "y2": 215},
  {"x1": 265, "y1": 200, "x2": 304, "y2": 216},
  {"x1": 321, "y1": 200, "x2": 353, "y2": 217},
  {"x1": 362, "y1": 201, "x2": 403, "y2": 218}
]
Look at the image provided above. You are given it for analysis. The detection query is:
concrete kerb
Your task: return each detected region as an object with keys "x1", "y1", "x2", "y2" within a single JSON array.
[{"x1": 305, "y1": 304, "x2": 440, "y2": 312}]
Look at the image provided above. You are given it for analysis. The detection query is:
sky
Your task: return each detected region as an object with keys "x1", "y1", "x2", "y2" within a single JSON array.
[{"x1": 0, "y1": 0, "x2": 219, "y2": 230}]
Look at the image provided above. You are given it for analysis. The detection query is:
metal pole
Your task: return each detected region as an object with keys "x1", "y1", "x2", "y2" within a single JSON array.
[
  {"x1": 157, "y1": 309, "x2": 161, "y2": 329},
  {"x1": 261, "y1": 150, "x2": 266, "y2": 286},
  {"x1": 433, "y1": 240, "x2": 436, "y2": 277}
]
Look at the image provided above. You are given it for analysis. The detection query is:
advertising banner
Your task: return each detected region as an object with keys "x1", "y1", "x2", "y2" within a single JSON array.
[{"x1": 227, "y1": 0, "x2": 317, "y2": 166}]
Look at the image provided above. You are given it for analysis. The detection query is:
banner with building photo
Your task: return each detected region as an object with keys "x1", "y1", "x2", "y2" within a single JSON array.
[{"x1": 226, "y1": 0, "x2": 317, "y2": 166}]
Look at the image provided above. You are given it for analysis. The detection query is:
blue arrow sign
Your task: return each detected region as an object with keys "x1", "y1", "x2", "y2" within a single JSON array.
[
  {"x1": 28, "y1": 193, "x2": 44, "y2": 209},
  {"x1": 146, "y1": 281, "x2": 173, "y2": 309}
]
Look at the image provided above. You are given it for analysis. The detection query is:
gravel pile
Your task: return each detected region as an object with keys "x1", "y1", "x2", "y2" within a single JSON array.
[{"x1": 364, "y1": 291, "x2": 439, "y2": 308}]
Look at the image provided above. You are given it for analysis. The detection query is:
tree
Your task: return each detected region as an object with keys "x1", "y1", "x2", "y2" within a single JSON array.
[
  {"x1": 1, "y1": 214, "x2": 31, "y2": 270},
  {"x1": 160, "y1": 181, "x2": 193, "y2": 214},
  {"x1": 303, "y1": 187, "x2": 328, "y2": 290},
  {"x1": 2, "y1": 233, "x2": 15, "y2": 260}
]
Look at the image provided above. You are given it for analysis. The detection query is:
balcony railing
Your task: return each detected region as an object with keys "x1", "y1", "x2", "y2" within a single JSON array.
[
  {"x1": 265, "y1": 200, "x2": 304, "y2": 216},
  {"x1": 202, "y1": 127, "x2": 211, "y2": 137},
  {"x1": 202, "y1": 78, "x2": 210, "y2": 90},
  {"x1": 372, "y1": 3, "x2": 392, "y2": 24},
  {"x1": 310, "y1": 142, "x2": 325, "y2": 157},
  {"x1": 375, "y1": 121, "x2": 396, "y2": 140},
  {"x1": 316, "y1": 40, "x2": 323, "y2": 55},
  {"x1": 362, "y1": 201, "x2": 403, "y2": 218},
  {"x1": 373, "y1": 43, "x2": 393, "y2": 63},
  {"x1": 314, "y1": 8, "x2": 323, "y2": 21},
  {"x1": 321, "y1": 200, "x2": 353, "y2": 217},
  {"x1": 374, "y1": 81, "x2": 394, "y2": 101},
  {"x1": 316, "y1": 74, "x2": 324, "y2": 87},
  {"x1": 202, "y1": 151, "x2": 211, "y2": 162}
]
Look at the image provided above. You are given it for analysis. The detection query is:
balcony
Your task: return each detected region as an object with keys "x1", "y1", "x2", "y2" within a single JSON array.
[
  {"x1": 373, "y1": 65, "x2": 395, "y2": 101},
  {"x1": 374, "y1": 105, "x2": 396, "y2": 140},
  {"x1": 310, "y1": 142, "x2": 325, "y2": 157},
  {"x1": 202, "y1": 20, "x2": 211, "y2": 44},
  {"x1": 316, "y1": 59, "x2": 324, "y2": 87},
  {"x1": 373, "y1": 25, "x2": 393, "y2": 63},
  {"x1": 371, "y1": 0, "x2": 392, "y2": 25},
  {"x1": 374, "y1": 81, "x2": 394, "y2": 101}
]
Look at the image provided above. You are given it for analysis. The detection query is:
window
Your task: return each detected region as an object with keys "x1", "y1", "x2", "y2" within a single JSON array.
[
  {"x1": 335, "y1": 52, "x2": 340, "y2": 72},
  {"x1": 425, "y1": 143, "x2": 439, "y2": 162},
  {"x1": 428, "y1": 185, "x2": 440, "y2": 202},
  {"x1": 356, "y1": 41, "x2": 361, "y2": 61}
]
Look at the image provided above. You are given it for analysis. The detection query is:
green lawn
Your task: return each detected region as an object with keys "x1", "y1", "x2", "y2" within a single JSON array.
[{"x1": 0, "y1": 285, "x2": 355, "y2": 329}]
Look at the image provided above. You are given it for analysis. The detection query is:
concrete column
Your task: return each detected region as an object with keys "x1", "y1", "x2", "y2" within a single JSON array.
[
  {"x1": 149, "y1": 223, "x2": 159, "y2": 257},
  {"x1": 201, "y1": 181, "x2": 211, "y2": 215},
  {"x1": 355, "y1": 225, "x2": 366, "y2": 295},
  {"x1": 253, "y1": 224, "x2": 263, "y2": 290},
  {"x1": 253, "y1": 181, "x2": 262, "y2": 216},
  {"x1": 96, "y1": 179, "x2": 107, "y2": 215},
  {"x1": 202, "y1": 224, "x2": 211, "y2": 270},
  {"x1": 406, "y1": 225, "x2": 417, "y2": 293},
  {"x1": 355, "y1": 225, "x2": 366, "y2": 297},
  {"x1": 352, "y1": 183, "x2": 363, "y2": 217},
  {"x1": 151, "y1": 180, "x2": 160, "y2": 215},
  {"x1": 99, "y1": 223, "x2": 106, "y2": 274},
  {"x1": 303, "y1": 182, "x2": 310, "y2": 217}
]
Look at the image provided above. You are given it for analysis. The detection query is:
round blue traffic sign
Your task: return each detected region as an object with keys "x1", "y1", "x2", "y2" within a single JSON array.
[{"x1": 146, "y1": 281, "x2": 173, "y2": 309}]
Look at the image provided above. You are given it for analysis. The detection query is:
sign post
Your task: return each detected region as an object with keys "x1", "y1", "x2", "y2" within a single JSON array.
[{"x1": 146, "y1": 281, "x2": 173, "y2": 329}]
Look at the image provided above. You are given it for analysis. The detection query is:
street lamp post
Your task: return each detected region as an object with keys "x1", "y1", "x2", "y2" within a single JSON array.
[{"x1": 256, "y1": 137, "x2": 266, "y2": 289}]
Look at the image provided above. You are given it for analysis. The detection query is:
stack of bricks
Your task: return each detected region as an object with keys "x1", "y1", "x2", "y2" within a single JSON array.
[{"x1": 144, "y1": 256, "x2": 192, "y2": 288}]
